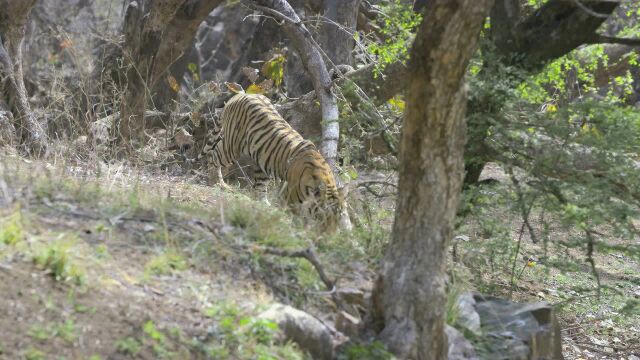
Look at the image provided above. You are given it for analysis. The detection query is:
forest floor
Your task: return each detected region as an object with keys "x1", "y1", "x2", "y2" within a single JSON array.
[{"x1": 0, "y1": 154, "x2": 638, "y2": 359}]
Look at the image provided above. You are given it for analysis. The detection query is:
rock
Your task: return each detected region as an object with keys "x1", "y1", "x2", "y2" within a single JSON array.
[
  {"x1": 337, "y1": 287, "x2": 366, "y2": 308},
  {"x1": 335, "y1": 310, "x2": 361, "y2": 337},
  {"x1": 474, "y1": 295, "x2": 563, "y2": 360},
  {"x1": 446, "y1": 325, "x2": 479, "y2": 360},
  {"x1": 259, "y1": 303, "x2": 336, "y2": 360},
  {"x1": 456, "y1": 292, "x2": 481, "y2": 335}
]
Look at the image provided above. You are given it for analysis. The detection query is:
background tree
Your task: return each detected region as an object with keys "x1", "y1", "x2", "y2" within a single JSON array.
[
  {"x1": 118, "y1": 0, "x2": 223, "y2": 145},
  {"x1": 0, "y1": 0, "x2": 47, "y2": 154},
  {"x1": 371, "y1": 0, "x2": 493, "y2": 358}
]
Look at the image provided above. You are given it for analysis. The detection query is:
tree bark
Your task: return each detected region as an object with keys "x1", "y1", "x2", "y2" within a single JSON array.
[
  {"x1": 371, "y1": 1, "x2": 493, "y2": 359},
  {"x1": 119, "y1": 0, "x2": 223, "y2": 146},
  {"x1": 0, "y1": 0, "x2": 47, "y2": 155},
  {"x1": 316, "y1": 0, "x2": 361, "y2": 66},
  {"x1": 252, "y1": 0, "x2": 341, "y2": 169}
]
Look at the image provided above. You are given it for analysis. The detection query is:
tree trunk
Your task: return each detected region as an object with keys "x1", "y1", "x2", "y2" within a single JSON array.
[
  {"x1": 316, "y1": 0, "x2": 360, "y2": 67},
  {"x1": 119, "y1": 0, "x2": 223, "y2": 146},
  {"x1": 371, "y1": 1, "x2": 493, "y2": 359},
  {"x1": 0, "y1": 0, "x2": 47, "y2": 155}
]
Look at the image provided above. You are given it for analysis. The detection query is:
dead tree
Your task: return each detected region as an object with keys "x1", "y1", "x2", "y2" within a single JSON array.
[
  {"x1": 119, "y1": 0, "x2": 223, "y2": 146},
  {"x1": 0, "y1": 0, "x2": 47, "y2": 154},
  {"x1": 370, "y1": 0, "x2": 493, "y2": 358},
  {"x1": 250, "y1": 0, "x2": 341, "y2": 169}
]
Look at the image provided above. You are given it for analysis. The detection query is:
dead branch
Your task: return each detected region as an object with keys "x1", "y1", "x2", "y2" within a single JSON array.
[
  {"x1": 590, "y1": 35, "x2": 640, "y2": 47},
  {"x1": 247, "y1": 0, "x2": 341, "y2": 169},
  {"x1": 0, "y1": 0, "x2": 48, "y2": 155},
  {"x1": 254, "y1": 245, "x2": 346, "y2": 309}
]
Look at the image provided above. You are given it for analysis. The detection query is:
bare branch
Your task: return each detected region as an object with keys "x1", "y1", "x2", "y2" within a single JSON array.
[
  {"x1": 247, "y1": 0, "x2": 341, "y2": 169},
  {"x1": 590, "y1": 35, "x2": 640, "y2": 46}
]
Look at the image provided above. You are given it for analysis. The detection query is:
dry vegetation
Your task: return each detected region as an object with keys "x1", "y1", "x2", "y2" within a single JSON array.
[{"x1": 1, "y1": 0, "x2": 640, "y2": 359}]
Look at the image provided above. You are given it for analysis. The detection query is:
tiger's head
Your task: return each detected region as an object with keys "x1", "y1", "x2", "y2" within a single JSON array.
[{"x1": 286, "y1": 152, "x2": 351, "y2": 232}]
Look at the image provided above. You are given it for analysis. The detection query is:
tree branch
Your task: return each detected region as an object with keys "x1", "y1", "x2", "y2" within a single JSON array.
[
  {"x1": 248, "y1": 0, "x2": 341, "y2": 169},
  {"x1": 589, "y1": 35, "x2": 640, "y2": 46}
]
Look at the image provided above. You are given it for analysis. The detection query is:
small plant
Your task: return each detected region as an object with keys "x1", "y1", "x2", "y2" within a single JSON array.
[
  {"x1": 24, "y1": 348, "x2": 46, "y2": 360},
  {"x1": 338, "y1": 341, "x2": 394, "y2": 360},
  {"x1": 144, "y1": 251, "x2": 188, "y2": 277},
  {"x1": 143, "y1": 320, "x2": 166, "y2": 344},
  {"x1": 0, "y1": 211, "x2": 23, "y2": 246},
  {"x1": 33, "y1": 237, "x2": 85, "y2": 285},
  {"x1": 27, "y1": 324, "x2": 51, "y2": 341},
  {"x1": 53, "y1": 319, "x2": 76, "y2": 343},
  {"x1": 28, "y1": 319, "x2": 77, "y2": 343},
  {"x1": 115, "y1": 337, "x2": 142, "y2": 355},
  {"x1": 202, "y1": 302, "x2": 302, "y2": 359}
]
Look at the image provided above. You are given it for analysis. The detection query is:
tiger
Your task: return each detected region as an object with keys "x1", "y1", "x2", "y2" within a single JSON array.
[{"x1": 190, "y1": 93, "x2": 351, "y2": 231}]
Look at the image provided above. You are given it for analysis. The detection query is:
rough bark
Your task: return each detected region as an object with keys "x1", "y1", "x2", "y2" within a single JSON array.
[
  {"x1": 119, "y1": 0, "x2": 223, "y2": 145},
  {"x1": 0, "y1": 0, "x2": 47, "y2": 155},
  {"x1": 252, "y1": 0, "x2": 341, "y2": 169},
  {"x1": 372, "y1": 1, "x2": 493, "y2": 359},
  {"x1": 316, "y1": 0, "x2": 361, "y2": 67}
]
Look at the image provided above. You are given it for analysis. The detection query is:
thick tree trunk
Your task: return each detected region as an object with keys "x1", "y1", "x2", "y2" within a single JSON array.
[
  {"x1": 371, "y1": 1, "x2": 493, "y2": 359},
  {"x1": 316, "y1": 0, "x2": 360, "y2": 66},
  {"x1": 119, "y1": 0, "x2": 223, "y2": 146},
  {"x1": 0, "y1": 0, "x2": 47, "y2": 155}
]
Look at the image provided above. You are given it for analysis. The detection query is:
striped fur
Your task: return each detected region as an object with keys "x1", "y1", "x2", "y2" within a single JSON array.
[{"x1": 195, "y1": 93, "x2": 349, "y2": 230}]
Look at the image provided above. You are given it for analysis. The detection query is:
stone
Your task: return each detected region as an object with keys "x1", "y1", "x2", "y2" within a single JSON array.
[
  {"x1": 474, "y1": 295, "x2": 563, "y2": 360},
  {"x1": 456, "y1": 292, "x2": 481, "y2": 335},
  {"x1": 446, "y1": 325, "x2": 479, "y2": 360},
  {"x1": 335, "y1": 310, "x2": 361, "y2": 337},
  {"x1": 259, "y1": 303, "x2": 336, "y2": 360},
  {"x1": 337, "y1": 287, "x2": 366, "y2": 308}
]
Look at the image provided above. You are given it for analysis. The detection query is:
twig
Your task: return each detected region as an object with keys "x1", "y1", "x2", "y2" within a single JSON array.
[
  {"x1": 259, "y1": 246, "x2": 334, "y2": 290},
  {"x1": 585, "y1": 230, "x2": 601, "y2": 297},
  {"x1": 252, "y1": 245, "x2": 346, "y2": 309},
  {"x1": 572, "y1": 0, "x2": 610, "y2": 18}
]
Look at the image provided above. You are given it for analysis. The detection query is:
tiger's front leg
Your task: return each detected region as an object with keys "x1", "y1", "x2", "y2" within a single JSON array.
[
  {"x1": 252, "y1": 166, "x2": 271, "y2": 205},
  {"x1": 206, "y1": 141, "x2": 233, "y2": 192}
]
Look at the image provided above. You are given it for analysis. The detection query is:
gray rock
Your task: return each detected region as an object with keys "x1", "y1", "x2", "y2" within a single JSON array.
[
  {"x1": 446, "y1": 325, "x2": 479, "y2": 360},
  {"x1": 474, "y1": 295, "x2": 563, "y2": 360},
  {"x1": 335, "y1": 310, "x2": 362, "y2": 337},
  {"x1": 259, "y1": 303, "x2": 336, "y2": 360},
  {"x1": 456, "y1": 292, "x2": 481, "y2": 335}
]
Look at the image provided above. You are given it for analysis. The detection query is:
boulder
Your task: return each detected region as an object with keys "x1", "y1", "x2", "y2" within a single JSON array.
[
  {"x1": 259, "y1": 303, "x2": 337, "y2": 360},
  {"x1": 474, "y1": 295, "x2": 563, "y2": 360},
  {"x1": 446, "y1": 325, "x2": 479, "y2": 360}
]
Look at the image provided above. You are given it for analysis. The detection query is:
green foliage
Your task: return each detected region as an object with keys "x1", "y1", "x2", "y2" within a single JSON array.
[
  {"x1": 366, "y1": 0, "x2": 422, "y2": 77},
  {"x1": 143, "y1": 320, "x2": 166, "y2": 344},
  {"x1": 201, "y1": 302, "x2": 303, "y2": 359},
  {"x1": 24, "y1": 348, "x2": 46, "y2": 360},
  {"x1": 144, "y1": 251, "x2": 188, "y2": 277},
  {"x1": 338, "y1": 341, "x2": 394, "y2": 360},
  {"x1": 261, "y1": 53, "x2": 285, "y2": 87},
  {"x1": 28, "y1": 319, "x2": 77, "y2": 343},
  {"x1": 33, "y1": 237, "x2": 85, "y2": 285},
  {"x1": 115, "y1": 337, "x2": 142, "y2": 355},
  {"x1": 0, "y1": 211, "x2": 24, "y2": 246}
]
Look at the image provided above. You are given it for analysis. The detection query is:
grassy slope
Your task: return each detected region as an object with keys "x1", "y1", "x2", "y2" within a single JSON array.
[{"x1": 1, "y1": 155, "x2": 638, "y2": 359}]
